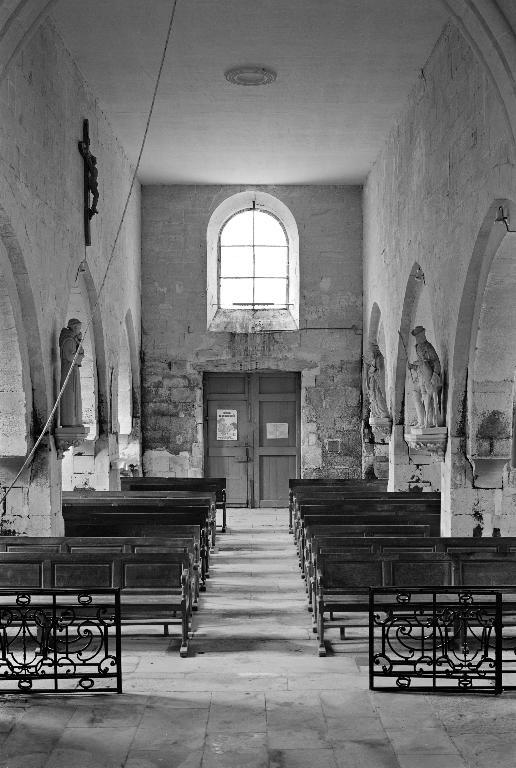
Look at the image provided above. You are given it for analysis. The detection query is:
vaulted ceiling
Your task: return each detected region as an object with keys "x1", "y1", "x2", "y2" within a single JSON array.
[{"x1": 51, "y1": 0, "x2": 450, "y2": 185}]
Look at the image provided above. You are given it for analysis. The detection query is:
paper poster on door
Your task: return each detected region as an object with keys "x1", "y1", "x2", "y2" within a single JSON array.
[
  {"x1": 217, "y1": 409, "x2": 238, "y2": 441},
  {"x1": 266, "y1": 422, "x2": 289, "y2": 440}
]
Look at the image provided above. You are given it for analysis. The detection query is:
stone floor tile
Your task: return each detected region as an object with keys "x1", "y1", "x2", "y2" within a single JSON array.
[
  {"x1": 397, "y1": 756, "x2": 468, "y2": 768},
  {"x1": 125, "y1": 747, "x2": 204, "y2": 768},
  {"x1": 387, "y1": 727, "x2": 460, "y2": 755},
  {"x1": 48, "y1": 726, "x2": 136, "y2": 766},
  {"x1": 0, "y1": 755, "x2": 50, "y2": 768},
  {"x1": 1, "y1": 723, "x2": 65, "y2": 758},
  {"x1": 133, "y1": 706, "x2": 208, "y2": 747},
  {"x1": 267, "y1": 727, "x2": 329, "y2": 750},
  {"x1": 333, "y1": 742, "x2": 400, "y2": 768},
  {"x1": 68, "y1": 695, "x2": 147, "y2": 727},
  {"x1": 451, "y1": 733, "x2": 516, "y2": 768},
  {"x1": 207, "y1": 691, "x2": 266, "y2": 733},
  {"x1": 269, "y1": 748, "x2": 338, "y2": 768},
  {"x1": 320, "y1": 690, "x2": 377, "y2": 719},
  {"x1": 325, "y1": 716, "x2": 388, "y2": 742},
  {"x1": 202, "y1": 733, "x2": 268, "y2": 768}
]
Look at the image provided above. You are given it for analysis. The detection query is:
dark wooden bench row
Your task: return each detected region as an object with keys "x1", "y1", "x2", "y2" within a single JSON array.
[
  {"x1": 304, "y1": 533, "x2": 516, "y2": 612},
  {"x1": 294, "y1": 493, "x2": 441, "y2": 540},
  {"x1": 62, "y1": 492, "x2": 214, "y2": 577},
  {"x1": 313, "y1": 547, "x2": 516, "y2": 656},
  {"x1": 121, "y1": 477, "x2": 227, "y2": 532},
  {"x1": 0, "y1": 550, "x2": 192, "y2": 657},
  {"x1": 0, "y1": 534, "x2": 202, "y2": 610},
  {"x1": 288, "y1": 479, "x2": 387, "y2": 531},
  {"x1": 296, "y1": 504, "x2": 441, "y2": 568}
]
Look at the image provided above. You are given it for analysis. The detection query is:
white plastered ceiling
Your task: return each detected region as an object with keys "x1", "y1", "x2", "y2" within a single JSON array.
[{"x1": 52, "y1": 0, "x2": 449, "y2": 184}]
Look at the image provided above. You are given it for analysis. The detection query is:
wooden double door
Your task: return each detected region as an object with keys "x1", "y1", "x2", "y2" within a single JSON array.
[{"x1": 204, "y1": 372, "x2": 300, "y2": 507}]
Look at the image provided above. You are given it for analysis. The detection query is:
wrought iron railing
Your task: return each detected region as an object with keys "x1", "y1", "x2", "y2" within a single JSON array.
[
  {"x1": 0, "y1": 589, "x2": 122, "y2": 693},
  {"x1": 369, "y1": 587, "x2": 504, "y2": 694}
]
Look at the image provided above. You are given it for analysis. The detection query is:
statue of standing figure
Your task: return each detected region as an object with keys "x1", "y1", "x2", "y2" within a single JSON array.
[
  {"x1": 408, "y1": 326, "x2": 443, "y2": 428},
  {"x1": 59, "y1": 318, "x2": 85, "y2": 427},
  {"x1": 366, "y1": 342, "x2": 390, "y2": 420}
]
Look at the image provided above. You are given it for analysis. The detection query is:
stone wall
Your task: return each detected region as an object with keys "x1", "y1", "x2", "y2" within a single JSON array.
[
  {"x1": 141, "y1": 185, "x2": 362, "y2": 482},
  {"x1": 363, "y1": 23, "x2": 516, "y2": 533},
  {"x1": 0, "y1": 20, "x2": 141, "y2": 534}
]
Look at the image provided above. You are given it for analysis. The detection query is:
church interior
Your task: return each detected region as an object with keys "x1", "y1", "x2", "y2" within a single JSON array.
[{"x1": 2, "y1": 0, "x2": 516, "y2": 766}]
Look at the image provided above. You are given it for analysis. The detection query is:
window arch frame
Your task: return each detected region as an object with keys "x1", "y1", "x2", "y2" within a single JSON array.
[
  {"x1": 218, "y1": 204, "x2": 290, "y2": 311},
  {"x1": 207, "y1": 191, "x2": 299, "y2": 332}
]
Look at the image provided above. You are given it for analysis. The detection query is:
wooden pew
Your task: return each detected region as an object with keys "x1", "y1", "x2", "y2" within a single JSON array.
[
  {"x1": 301, "y1": 524, "x2": 430, "y2": 601},
  {"x1": 0, "y1": 535, "x2": 202, "y2": 610},
  {"x1": 305, "y1": 534, "x2": 516, "y2": 613},
  {"x1": 62, "y1": 494, "x2": 213, "y2": 585},
  {"x1": 314, "y1": 550, "x2": 453, "y2": 655},
  {"x1": 297, "y1": 506, "x2": 441, "y2": 566},
  {"x1": 312, "y1": 543, "x2": 516, "y2": 655},
  {"x1": 122, "y1": 477, "x2": 227, "y2": 532},
  {"x1": 289, "y1": 479, "x2": 387, "y2": 531},
  {"x1": 294, "y1": 492, "x2": 440, "y2": 540},
  {"x1": 0, "y1": 550, "x2": 192, "y2": 656},
  {"x1": 64, "y1": 490, "x2": 217, "y2": 547}
]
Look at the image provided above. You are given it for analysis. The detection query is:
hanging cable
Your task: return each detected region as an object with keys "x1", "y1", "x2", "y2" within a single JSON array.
[{"x1": 0, "y1": 0, "x2": 180, "y2": 507}]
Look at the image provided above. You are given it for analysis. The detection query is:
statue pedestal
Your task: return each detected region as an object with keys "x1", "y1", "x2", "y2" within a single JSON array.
[
  {"x1": 404, "y1": 427, "x2": 448, "y2": 462},
  {"x1": 54, "y1": 426, "x2": 89, "y2": 459},
  {"x1": 369, "y1": 417, "x2": 392, "y2": 444}
]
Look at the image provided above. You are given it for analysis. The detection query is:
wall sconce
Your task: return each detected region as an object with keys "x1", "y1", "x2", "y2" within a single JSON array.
[{"x1": 495, "y1": 206, "x2": 516, "y2": 232}]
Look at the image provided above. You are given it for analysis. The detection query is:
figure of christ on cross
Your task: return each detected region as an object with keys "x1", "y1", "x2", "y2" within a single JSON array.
[{"x1": 78, "y1": 139, "x2": 99, "y2": 219}]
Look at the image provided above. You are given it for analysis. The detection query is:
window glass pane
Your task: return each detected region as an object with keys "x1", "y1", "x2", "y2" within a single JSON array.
[
  {"x1": 254, "y1": 211, "x2": 286, "y2": 246},
  {"x1": 220, "y1": 246, "x2": 253, "y2": 277},
  {"x1": 254, "y1": 278, "x2": 288, "y2": 306},
  {"x1": 220, "y1": 278, "x2": 253, "y2": 308},
  {"x1": 220, "y1": 210, "x2": 254, "y2": 246},
  {"x1": 254, "y1": 246, "x2": 288, "y2": 277}
]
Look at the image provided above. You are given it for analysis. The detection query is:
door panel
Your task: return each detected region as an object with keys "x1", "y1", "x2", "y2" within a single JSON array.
[
  {"x1": 259, "y1": 455, "x2": 297, "y2": 506},
  {"x1": 205, "y1": 372, "x2": 300, "y2": 507},
  {"x1": 205, "y1": 375, "x2": 251, "y2": 506}
]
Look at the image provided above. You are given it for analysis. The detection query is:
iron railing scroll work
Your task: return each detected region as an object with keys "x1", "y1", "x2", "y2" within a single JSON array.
[
  {"x1": 0, "y1": 589, "x2": 122, "y2": 693},
  {"x1": 369, "y1": 587, "x2": 510, "y2": 694}
]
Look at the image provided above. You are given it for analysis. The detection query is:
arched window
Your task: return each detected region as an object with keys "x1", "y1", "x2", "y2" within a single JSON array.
[
  {"x1": 219, "y1": 205, "x2": 289, "y2": 309},
  {"x1": 207, "y1": 191, "x2": 299, "y2": 332}
]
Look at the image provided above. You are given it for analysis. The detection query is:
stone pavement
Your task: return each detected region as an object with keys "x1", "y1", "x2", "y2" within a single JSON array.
[{"x1": 1, "y1": 509, "x2": 516, "y2": 767}]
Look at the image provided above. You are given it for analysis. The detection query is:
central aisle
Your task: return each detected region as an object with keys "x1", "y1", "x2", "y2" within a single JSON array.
[{"x1": 0, "y1": 510, "x2": 513, "y2": 768}]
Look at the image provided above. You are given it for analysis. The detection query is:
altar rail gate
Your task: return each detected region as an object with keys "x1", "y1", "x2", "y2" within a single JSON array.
[
  {"x1": 0, "y1": 589, "x2": 122, "y2": 693},
  {"x1": 369, "y1": 587, "x2": 516, "y2": 694}
]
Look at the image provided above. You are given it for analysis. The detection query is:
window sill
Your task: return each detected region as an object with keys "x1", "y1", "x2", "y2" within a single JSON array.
[{"x1": 208, "y1": 308, "x2": 298, "y2": 333}]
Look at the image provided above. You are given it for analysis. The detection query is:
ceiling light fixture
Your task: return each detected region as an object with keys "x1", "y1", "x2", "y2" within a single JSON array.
[{"x1": 224, "y1": 65, "x2": 277, "y2": 86}]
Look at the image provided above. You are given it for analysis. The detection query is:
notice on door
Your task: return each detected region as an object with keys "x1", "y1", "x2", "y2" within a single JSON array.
[
  {"x1": 266, "y1": 422, "x2": 289, "y2": 440},
  {"x1": 217, "y1": 409, "x2": 238, "y2": 441}
]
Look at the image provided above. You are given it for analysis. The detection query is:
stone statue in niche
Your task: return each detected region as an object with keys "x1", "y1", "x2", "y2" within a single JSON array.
[
  {"x1": 366, "y1": 342, "x2": 390, "y2": 420},
  {"x1": 408, "y1": 325, "x2": 443, "y2": 428},
  {"x1": 59, "y1": 318, "x2": 85, "y2": 427}
]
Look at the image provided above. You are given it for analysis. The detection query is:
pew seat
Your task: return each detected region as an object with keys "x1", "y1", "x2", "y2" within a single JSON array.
[{"x1": 0, "y1": 550, "x2": 192, "y2": 657}]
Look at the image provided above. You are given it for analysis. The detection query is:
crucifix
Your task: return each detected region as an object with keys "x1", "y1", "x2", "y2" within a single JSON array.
[{"x1": 78, "y1": 119, "x2": 99, "y2": 246}]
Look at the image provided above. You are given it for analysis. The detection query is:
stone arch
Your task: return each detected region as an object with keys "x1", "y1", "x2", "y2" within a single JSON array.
[
  {"x1": 117, "y1": 309, "x2": 141, "y2": 473},
  {"x1": 206, "y1": 190, "x2": 300, "y2": 332},
  {"x1": 60, "y1": 265, "x2": 109, "y2": 490},
  {"x1": 0, "y1": 196, "x2": 45, "y2": 426},
  {"x1": 442, "y1": 0, "x2": 516, "y2": 145},
  {"x1": 448, "y1": 198, "x2": 516, "y2": 489},
  {"x1": 0, "y1": 239, "x2": 31, "y2": 457},
  {"x1": 0, "y1": 1, "x2": 57, "y2": 83},
  {"x1": 117, "y1": 320, "x2": 132, "y2": 436},
  {"x1": 393, "y1": 263, "x2": 430, "y2": 425},
  {"x1": 366, "y1": 302, "x2": 389, "y2": 413},
  {"x1": 449, "y1": 199, "x2": 511, "y2": 438}
]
